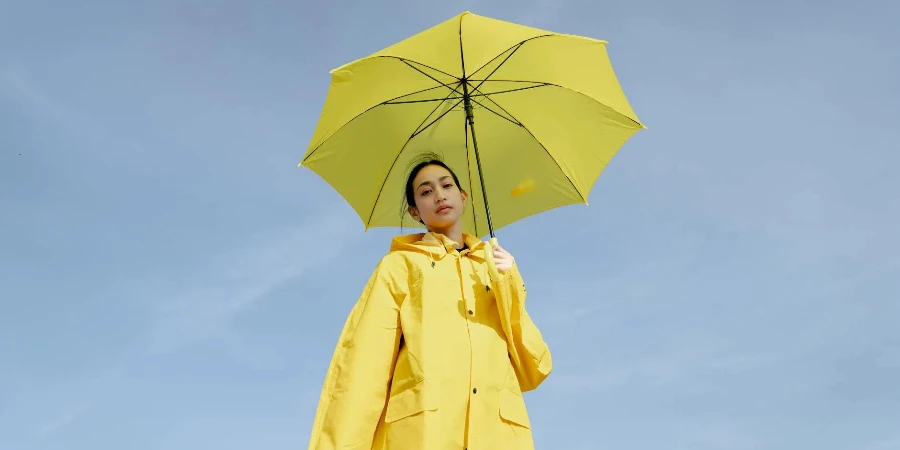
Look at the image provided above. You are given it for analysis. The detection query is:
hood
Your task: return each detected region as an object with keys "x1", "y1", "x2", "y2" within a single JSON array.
[{"x1": 389, "y1": 232, "x2": 487, "y2": 259}]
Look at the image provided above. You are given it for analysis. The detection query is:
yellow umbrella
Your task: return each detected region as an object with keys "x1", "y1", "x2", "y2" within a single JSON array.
[{"x1": 300, "y1": 10, "x2": 644, "y2": 241}]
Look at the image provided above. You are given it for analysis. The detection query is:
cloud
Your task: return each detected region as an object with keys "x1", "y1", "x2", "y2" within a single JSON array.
[
  {"x1": 551, "y1": 337, "x2": 775, "y2": 395},
  {"x1": 20, "y1": 207, "x2": 359, "y2": 441},
  {"x1": 528, "y1": 233, "x2": 703, "y2": 343},
  {"x1": 36, "y1": 401, "x2": 94, "y2": 438},
  {"x1": 0, "y1": 66, "x2": 114, "y2": 146},
  {"x1": 860, "y1": 435, "x2": 900, "y2": 450},
  {"x1": 146, "y1": 206, "x2": 359, "y2": 353},
  {"x1": 25, "y1": 368, "x2": 125, "y2": 439},
  {"x1": 0, "y1": 67, "x2": 76, "y2": 124},
  {"x1": 0, "y1": 69, "x2": 61, "y2": 115},
  {"x1": 677, "y1": 418, "x2": 762, "y2": 450}
]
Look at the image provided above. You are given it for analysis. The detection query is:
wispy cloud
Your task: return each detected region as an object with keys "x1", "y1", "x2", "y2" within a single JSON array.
[
  {"x1": 0, "y1": 66, "x2": 115, "y2": 148},
  {"x1": 146, "y1": 206, "x2": 360, "y2": 353},
  {"x1": 678, "y1": 418, "x2": 762, "y2": 450},
  {"x1": 27, "y1": 365, "x2": 126, "y2": 439},
  {"x1": 551, "y1": 337, "x2": 775, "y2": 394},
  {"x1": 0, "y1": 68, "x2": 61, "y2": 115},
  {"x1": 21, "y1": 207, "x2": 360, "y2": 440},
  {"x1": 530, "y1": 235, "x2": 702, "y2": 344},
  {"x1": 1, "y1": 67, "x2": 76, "y2": 124},
  {"x1": 36, "y1": 401, "x2": 94, "y2": 438},
  {"x1": 860, "y1": 435, "x2": 900, "y2": 450}
]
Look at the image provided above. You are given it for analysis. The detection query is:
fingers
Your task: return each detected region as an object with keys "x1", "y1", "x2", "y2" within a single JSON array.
[
  {"x1": 490, "y1": 246, "x2": 514, "y2": 274},
  {"x1": 492, "y1": 247, "x2": 512, "y2": 260},
  {"x1": 485, "y1": 242, "x2": 514, "y2": 274}
]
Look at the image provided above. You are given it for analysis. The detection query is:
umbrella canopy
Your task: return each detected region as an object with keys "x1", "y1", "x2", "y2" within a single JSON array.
[{"x1": 300, "y1": 11, "x2": 644, "y2": 238}]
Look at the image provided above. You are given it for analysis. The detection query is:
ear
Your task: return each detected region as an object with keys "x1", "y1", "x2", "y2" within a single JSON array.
[
  {"x1": 407, "y1": 205, "x2": 420, "y2": 222},
  {"x1": 460, "y1": 189, "x2": 468, "y2": 207}
]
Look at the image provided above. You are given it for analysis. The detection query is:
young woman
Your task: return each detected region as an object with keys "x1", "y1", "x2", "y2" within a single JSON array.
[{"x1": 307, "y1": 157, "x2": 552, "y2": 450}]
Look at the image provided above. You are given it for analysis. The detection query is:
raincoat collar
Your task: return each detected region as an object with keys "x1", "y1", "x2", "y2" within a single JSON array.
[{"x1": 390, "y1": 232, "x2": 486, "y2": 260}]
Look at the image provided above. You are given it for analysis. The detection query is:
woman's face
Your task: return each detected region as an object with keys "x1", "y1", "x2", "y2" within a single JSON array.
[{"x1": 408, "y1": 164, "x2": 467, "y2": 230}]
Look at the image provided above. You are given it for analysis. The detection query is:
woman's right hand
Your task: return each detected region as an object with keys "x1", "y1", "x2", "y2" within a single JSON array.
[{"x1": 491, "y1": 244, "x2": 515, "y2": 273}]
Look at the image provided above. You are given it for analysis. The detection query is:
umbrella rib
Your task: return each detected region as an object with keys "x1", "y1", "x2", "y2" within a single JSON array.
[
  {"x1": 385, "y1": 85, "x2": 458, "y2": 104},
  {"x1": 471, "y1": 44, "x2": 523, "y2": 93},
  {"x1": 385, "y1": 82, "x2": 558, "y2": 106},
  {"x1": 467, "y1": 79, "x2": 540, "y2": 83},
  {"x1": 469, "y1": 84, "x2": 524, "y2": 125},
  {"x1": 473, "y1": 85, "x2": 589, "y2": 203},
  {"x1": 386, "y1": 96, "x2": 463, "y2": 105},
  {"x1": 364, "y1": 87, "x2": 465, "y2": 228},
  {"x1": 350, "y1": 55, "x2": 460, "y2": 80},
  {"x1": 458, "y1": 14, "x2": 468, "y2": 77},
  {"x1": 413, "y1": 84, "x2": 466, "y2": 135},
  {"x1": 474, "y1": 79, "x2": 644, "y2": 128},
  {"x1": 401, "y1": 59, "x2": 461, "y2": 95},
  {"x1": 469, "y1": 83, "x2": 549, "y2": 98},
  {"x1": 466, "y1": 93, "x2": 521, "y2": 127},
  {"x1": 410, "y1": 97, "x2": 466, "y2": 138},
  {"x1": 396, "y1": 57, "x2": 459, "y2": 80},
  {"x1": 468, "y1": 35, "x2": 633, "y2": 127},
  {"x1": 468, "y1": 34, "x2": 553, "y2": 81},
  {"x1": 383, "y1": 84, "x2": 548, "y2": 106},
  {"x1": 302, "y1": 67, "x2": 462, "y2": 165}
]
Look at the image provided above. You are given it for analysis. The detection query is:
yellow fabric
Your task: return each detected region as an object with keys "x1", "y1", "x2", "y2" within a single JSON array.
[
  {"x1": 300, "y1": 11, "x2": 645, "y2": 237},
  {"x1": 307, "y1": 232, "x2": 552, "y2": 450}
]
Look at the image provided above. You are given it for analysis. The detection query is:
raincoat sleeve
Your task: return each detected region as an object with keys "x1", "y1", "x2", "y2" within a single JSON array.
[
  {"x1": 491, "y1": 263, "x2": 552, "y2": 392},
  {"x1": 307, "y1": 258, "x2": 405, "y2": 450}
]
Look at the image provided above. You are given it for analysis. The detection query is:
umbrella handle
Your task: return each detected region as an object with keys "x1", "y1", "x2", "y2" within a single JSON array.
[{"x1": 484, "y1": 237, "x2": 502, "y2": 280}]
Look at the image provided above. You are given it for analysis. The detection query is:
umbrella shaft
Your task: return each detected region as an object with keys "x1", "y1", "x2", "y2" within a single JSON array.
[{"x1": 462, "y1": 83, "x2": 495, "y2": 238}]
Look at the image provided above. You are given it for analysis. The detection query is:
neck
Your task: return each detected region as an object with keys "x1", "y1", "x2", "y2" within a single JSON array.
[{"x1": 430, "y1": 224, "x2": 465, "y2": 249}]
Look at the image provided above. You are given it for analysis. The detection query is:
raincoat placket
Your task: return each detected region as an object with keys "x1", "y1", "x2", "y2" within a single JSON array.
[{"x1": 458, "y1": 249, "x2": 480, "y2": 447}]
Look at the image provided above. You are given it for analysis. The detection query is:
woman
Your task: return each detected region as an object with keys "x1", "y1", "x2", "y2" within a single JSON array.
[{"x1": 307, "y1": 157, "x2": 552, "y2": 450}]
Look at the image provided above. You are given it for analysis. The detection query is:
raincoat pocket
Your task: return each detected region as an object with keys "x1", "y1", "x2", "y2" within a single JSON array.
[
  {"x1": 384, "y1": 380, "x2": 437, "y2": 423},
  {"x1": 498, "y1": 389, "x2": 531, "y2": 429}
]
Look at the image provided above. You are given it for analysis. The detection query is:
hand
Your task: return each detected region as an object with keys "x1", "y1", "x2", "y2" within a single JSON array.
[{"x1": 491, "y1": 244, "x2": 515, "y2": 273}]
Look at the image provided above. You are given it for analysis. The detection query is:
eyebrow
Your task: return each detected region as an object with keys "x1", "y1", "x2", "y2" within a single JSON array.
[{"x1": 417, "y1": 176, "x2": 452, "y2": 190}]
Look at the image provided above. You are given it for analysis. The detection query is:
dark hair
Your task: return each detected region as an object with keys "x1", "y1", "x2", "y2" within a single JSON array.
[{"x1": 404, "y1": 153, "x2": 463, "y2": 210}]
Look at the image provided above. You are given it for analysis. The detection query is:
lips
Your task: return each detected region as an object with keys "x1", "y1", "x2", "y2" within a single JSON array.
[{"x1": 436, "y1": 205, "x2": 452, "y2": 213}]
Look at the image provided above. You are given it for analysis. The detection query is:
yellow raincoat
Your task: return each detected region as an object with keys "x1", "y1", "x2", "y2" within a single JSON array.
[{"x1": 308, "y1": 232, "x2": 552, "y2": 450}]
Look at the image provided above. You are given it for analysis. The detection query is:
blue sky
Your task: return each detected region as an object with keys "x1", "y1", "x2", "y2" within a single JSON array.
[{"x1": 2, "y1": 0, "x2": 898, "y2": 449}]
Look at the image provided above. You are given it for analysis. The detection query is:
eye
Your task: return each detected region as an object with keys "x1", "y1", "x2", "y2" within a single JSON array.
[
  {"x1": 444, "y1": 183, "x2": 454, "y2": 189},
  {"x1": 420, "y1": 189, "x2": 432, "y2": 196}
]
